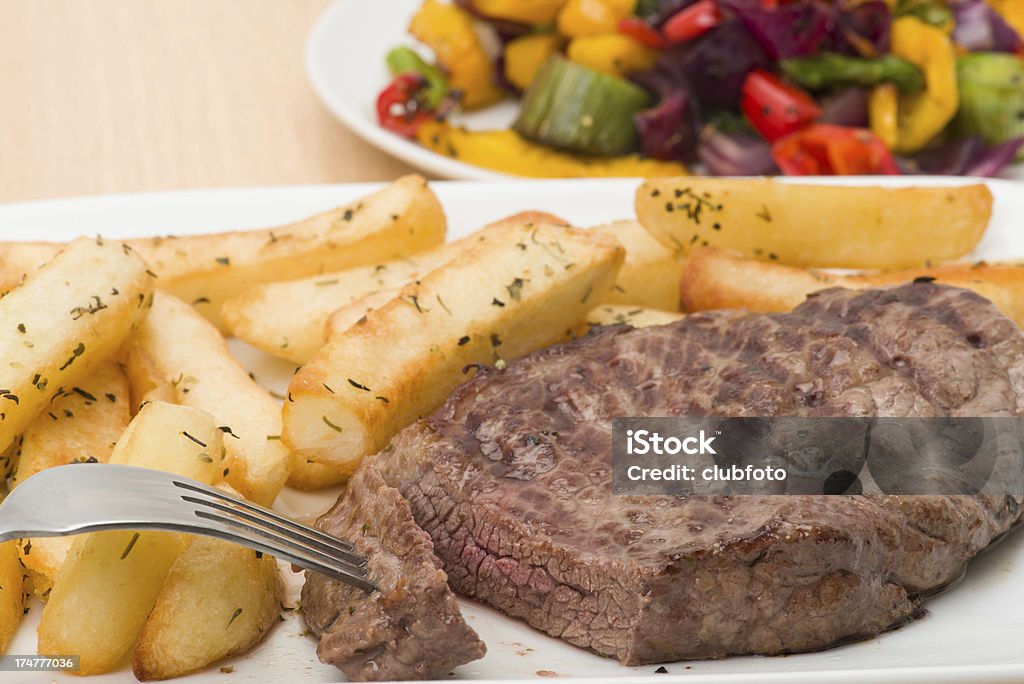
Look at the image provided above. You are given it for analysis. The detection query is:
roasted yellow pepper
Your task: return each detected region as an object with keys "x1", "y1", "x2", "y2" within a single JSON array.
[
  {"x1": 474, "y1": 0, "x2": 569, "y2": 25},
  {"x1": 882, "y1": 17, "x2": 959, "y2": 153},
  {"x1": 567, "y1": 34, "x2": 658, "y2": 77},
  {"x1": 409, "y1": 0, "x2": 504, "y2": 110},
  {"x1": 505, "y1": 33, "x2": 563, "y2": 90},
  {"x1": 869, "y1": 83, "x2": 899, "y2": 149},
  {"x1": 417, "y1": 121, "x2": 687, "y2": 178},
  {"x1": 557, "y1": 0, "x2": 636, "y2": 37},
  {"x1": 988, "y1": 0, "x2": 1024, "y2": 37}
]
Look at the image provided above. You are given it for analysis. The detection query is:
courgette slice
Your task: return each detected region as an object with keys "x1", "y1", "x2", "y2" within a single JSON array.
[
  {"x1": 954, "y1": 53, "x2": 1024, "y2": 155},
  {"x1": 514, "y1": 55, "x2": 650, "y2": 156}
]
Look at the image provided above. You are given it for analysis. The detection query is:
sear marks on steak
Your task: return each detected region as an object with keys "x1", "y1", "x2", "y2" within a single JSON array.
[
  {"x1": 301, "y1": 466, "x2": 485, "y2": 680},
  {"x1": 367, "y1": 283, "x2": 1024, "y2": 666}
]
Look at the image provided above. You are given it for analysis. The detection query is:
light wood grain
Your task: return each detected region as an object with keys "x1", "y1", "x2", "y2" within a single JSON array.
[{"x1": 0, "y1": 0, "x2": 414, "y2": 203}]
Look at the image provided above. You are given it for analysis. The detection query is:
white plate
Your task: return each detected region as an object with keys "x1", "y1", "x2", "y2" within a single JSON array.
[
  {"x1": 3, "y1": 177, "x2": 1024, "y2": 684},
  {"x1": 305, "y1": 0, "x2": 1024, "y2": 183}
]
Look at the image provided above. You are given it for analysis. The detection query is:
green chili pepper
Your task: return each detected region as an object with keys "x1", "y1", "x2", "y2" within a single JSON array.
[
  {"x1": 895, "y1": 0, "x2": 953, "y2": 28},
  {"x1": 386, "y1": 46, "x2": 449, "y2": 108},
  {"x1": 780, "y1": 53, "x2": 926, "y2": 94}
]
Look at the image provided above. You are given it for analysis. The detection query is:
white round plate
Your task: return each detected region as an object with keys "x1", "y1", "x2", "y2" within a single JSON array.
[{"x1": 305, "y1": 1, "x2": 1024, "y2": 182}]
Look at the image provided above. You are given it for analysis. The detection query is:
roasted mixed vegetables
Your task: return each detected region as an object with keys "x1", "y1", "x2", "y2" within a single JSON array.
[{"x1": 377, "y1": 0, "x2": 1024, "y2": 177}]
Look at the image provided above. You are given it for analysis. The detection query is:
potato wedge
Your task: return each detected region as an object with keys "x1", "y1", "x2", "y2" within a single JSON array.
[
  {"x1": 133, "y1": 535, "x2": 282, "y2": 680},
  {"x1": 593, "y1": 220, "x2": 682, "y2": 311},
  {"x1": 321, "y1": 213, "x2": 573, "y2": 343},
  {"x1": 283, "y1": 219, "x2": 624, "y2": 473},
  {"x1": 323, "y1": 287, "x2": 407, "y2": 341},
  {"x1": 125, "y1": 345, "x2": 176, "y2": 413},
  {"x1": 130, "y1": 294, "x2": 295, "y2": 501},
  {"x1": 0, "y1": 176, "x2": 446, "y2": 330},
  {"x1": 636, "y1": 178, "x2": 992, "y2": 269},
  {"x1": 12, "y1": 359, "x2": 130, "y2": 486},
  {"x1": 223, "y1": 253, "x2": 451, "y2": 364},
  {"x1": 0, "y1": 537, "x2": 25, "y2": 654},
  {"x1": 18, "y1": 537, "x2": 70, "y2": 601},
  {"x1": 679, "y1": 246, "x2": 832, "y2": 313},
  {"x1": 582, "y1": 304, "x2": 684, "y2": 330},
  {"x1": 12, "y1": 360, "x2": 130, "y2": 598},
  {"x1": 223, "y1": 211, "x2": 564, "y2": 364},
  {"x1": 679, "y1": 246, "x2": 1024, "y2": 327},
  {"x1": 0, "y1": 237, "x2": 152, "y2": 453},
  {"x1": 37, "y1": 401, "x2": 223, "y2": 675}
]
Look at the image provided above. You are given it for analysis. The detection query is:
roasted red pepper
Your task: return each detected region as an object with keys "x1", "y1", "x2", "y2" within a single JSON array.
[
  {"x1": 617, "y1": 16, "x2": 668, "y2": 49},
  {"x1": 772, "y1": 124, "x2": 901, "y2": 175},
  {"x1": 740, "y1": 69, "x2": 822, "y2": 141},
  {"x1": 663, "y1": 0, "x2": 721, "y2": 44},
  {"x1": 376, "y1": 73, "x2": 435, "y2": 138}
]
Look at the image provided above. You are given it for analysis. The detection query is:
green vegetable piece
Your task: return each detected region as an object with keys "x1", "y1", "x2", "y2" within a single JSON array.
[
  {"x1": 386, "y1": 45, "x2": 448, "y2": 108},
  {"x1": 895, "y1": 0, "x2": 953, "y2": 27},
  {"x1": 633, "y1": 0, "x2": 662, "y2": 20},
  {"x1": 514, "y1": 55, "x2": 650, "y2": 156},
  {"x1": 780, "y1": 53, "x2": 925, "y2": 94},
  {"x1": 954, "y1": 53, "x2": 1024, "y2": 156}
]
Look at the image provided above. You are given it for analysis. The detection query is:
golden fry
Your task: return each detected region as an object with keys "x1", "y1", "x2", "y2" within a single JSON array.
[
  {"x1": 679, "y1": 246, "x2": 1024, "y2": 328},
  {"x1": 37, "y1": 401, "x2": 224, "y2": 675},
  {"x1": 637, "y1": 178, "x2": 992, "y2": 269},
  {"x1": 129, "y1": 294, "x2": 292, "y2": 503},
  {"x1": 0, "y1": 238, "x2": 152, "y2": 453},
  {"x1": 0, "y1": 176, "x2": 447, "y2": 331},
  {"x1": 283, "y1": 219, "x2": 624, "y2": 474}
]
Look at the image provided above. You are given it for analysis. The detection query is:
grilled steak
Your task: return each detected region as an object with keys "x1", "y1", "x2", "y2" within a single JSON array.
[
  {"x1": 362, "y1": 282, "x2": 1024, "y2": 665},
  {"x1": 302, "y1": 466, "x2": 485, "y2": 680}
]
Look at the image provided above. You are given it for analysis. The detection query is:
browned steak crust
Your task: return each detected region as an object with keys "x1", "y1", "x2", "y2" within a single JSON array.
[
  {"x1": 301, "y1": 466, "x2": 485, "y2": 680},
  {"x1": 369, "y1": 283, "x2": 1024, "y2": 665}
]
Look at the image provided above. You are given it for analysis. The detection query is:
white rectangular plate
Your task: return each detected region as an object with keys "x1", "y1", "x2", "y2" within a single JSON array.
[{"x1": 2, "y1": 177, "x2": 1023, "y2": 683}]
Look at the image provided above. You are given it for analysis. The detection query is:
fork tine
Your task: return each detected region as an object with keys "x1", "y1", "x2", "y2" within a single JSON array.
[
  {"x1": 180, "y1": 494, "x2": 368, "y2": 570},
  {"x1": 182, "y1": 514, "x2": 377, "y2": 593},
  {"x1": 171, "y1": 480, "x2": 357, "y2": 553},
  {"x1": 191, "y1": 510, "x2": 376, "y2": 591}
]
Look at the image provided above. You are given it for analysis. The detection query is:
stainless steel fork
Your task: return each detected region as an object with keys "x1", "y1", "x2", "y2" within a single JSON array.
[{"x1": 0, "y1": 463, "x2": 375, "y2": 592}]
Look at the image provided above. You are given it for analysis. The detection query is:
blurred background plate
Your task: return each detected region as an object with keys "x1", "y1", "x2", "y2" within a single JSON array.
[
  {"x1": 305, "y1": 0, "x2": 1024, "y2": 182},
  {"x1": 307, "y1": 0, "x2": 511, "y2": 180}
]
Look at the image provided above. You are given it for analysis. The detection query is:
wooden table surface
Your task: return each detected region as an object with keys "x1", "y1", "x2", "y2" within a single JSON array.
[{"x1": 0, "y1": 0, "x2": 416, "y2": 204}]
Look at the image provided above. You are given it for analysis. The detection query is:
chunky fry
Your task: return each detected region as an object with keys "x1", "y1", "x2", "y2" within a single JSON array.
[
  {"x1": 18, "y1": 537, "x2": 70, "y2": 601},
  {"x1": 133, "y1": 535, "x2": 282, "y2": 680},
  {"x1": 12, "y1": 360, "x2": 130, "y2": 486},
  {"x1": 0, "y1": 537, "x2": 25, "y2": 654},
  {"x1": 323, "y1": 288, "x2": 408, "y2": 341},
  {"x1": 130, "y1": 294, "x2": 296, "y2": 501},
  {"x1": 37, "y1": 401, "x2": 224, "y2": 675},
  {"x1": 679, "y1": 246, "x2": 1024, "y2": 327},
  {"x1": 592, "y1": 220, "x2": 682, "y2": 311},
  {"x1": 582, "y1": 304, "x2": 684, "y2": 331},
  {"x1": 125, "y1": 345, "x2": 176, "y2": 413},
  {"x1": 636, "y1": 178, "x2": 992, "y2": 269},
  {"x1": 12, "y1": 360, "x2": 130, "y2": 598},
  {"x1": 223, "y1": 253, "x2": 451, "y2": 364},
  {"x1": 223, "y1": 211, "x2": 563, "y2": 364},
  {"x1": 0, "y1": 237, "x2": 152, "y2": 453},
  {"x1": 283, "y1": 219, "x2": 624, "y2": 474},
  {"x1": 0, "y1": 176, "x2": 446, "y2": 330}
]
